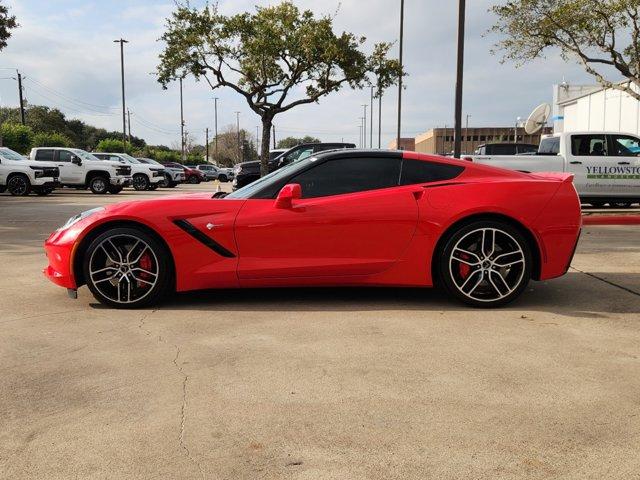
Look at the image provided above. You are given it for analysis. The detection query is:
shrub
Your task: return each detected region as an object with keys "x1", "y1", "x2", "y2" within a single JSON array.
[
  {"x1": 0, "y1": 123, "x2": 34, "y2": 154},
  {"x1": 32, "y1": 131, "x2": 73, "y2": 148}
]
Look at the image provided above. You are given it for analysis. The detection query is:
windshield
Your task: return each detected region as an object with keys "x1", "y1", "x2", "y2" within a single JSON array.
[
  {"x1": 226, "y1": 155, "x2": 319, "y2": 199},
  {"x1": 0, "y1": 147, "x2": 26, "y2": 161},
  {"x1": 140, "y1": 158, "x2": 163, "y2": 166},
  {"x1": 71, "y1": 149, "x2": 101, "y2": 162},
  {"x1": 119, "y1": 153, "x2": 141, "y2": 164}
]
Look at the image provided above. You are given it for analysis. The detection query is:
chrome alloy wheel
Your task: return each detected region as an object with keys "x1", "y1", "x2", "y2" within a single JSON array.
[
  {"x1": 88, "y1": 234, "x2": 159, "y2": 304},
  {"x1": 448, "y1": 227, "x2": 526, "y2": 303}
]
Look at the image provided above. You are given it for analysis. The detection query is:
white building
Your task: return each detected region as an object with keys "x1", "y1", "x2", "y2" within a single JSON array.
[{"x1": 553, "y1": 81, "x2": 640, "y2": 135}]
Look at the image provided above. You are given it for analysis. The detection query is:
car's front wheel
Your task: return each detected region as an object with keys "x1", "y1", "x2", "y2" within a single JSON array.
[
  {"x1": 187, "y1": 175, "x2": 199, "y2": 184},
  {"x1": 218, "y1": 174, "x2": 228, "y2": 182},
  {"x1": 438, "y1": 221, "x2": 532, "y2": 308},
  {"x1": 89, "y1": 175, "x2": 109, "y2": 194},
  {"x1": 132, "y1": 174, "x2": 150, "y2": 191},
  {"x1": 83, "y1": 227, "x2": 172, "y2": 308}
]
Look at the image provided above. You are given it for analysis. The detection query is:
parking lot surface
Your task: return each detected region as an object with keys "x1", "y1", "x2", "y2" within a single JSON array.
[{"x1": 1, "y1": 185, "x2": 639, "y2": 479}]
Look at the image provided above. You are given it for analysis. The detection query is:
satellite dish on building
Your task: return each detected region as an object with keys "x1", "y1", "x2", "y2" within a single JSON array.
[{"x1": 524, "y1": 103, "x2": 551, "y2": 134}]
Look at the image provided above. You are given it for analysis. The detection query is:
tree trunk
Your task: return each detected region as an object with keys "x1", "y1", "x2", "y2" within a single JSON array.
[{"x1": 260, "y1": 116, "x2": 273, "y2": 177}]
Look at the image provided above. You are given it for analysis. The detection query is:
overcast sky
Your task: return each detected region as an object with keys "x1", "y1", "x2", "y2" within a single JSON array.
[{"x1": 0, "y1": 0, "x2": 593, "y2": 148}]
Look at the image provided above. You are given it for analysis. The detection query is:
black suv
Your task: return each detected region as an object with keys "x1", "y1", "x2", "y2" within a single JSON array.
[{"x1": 232, "y1": 142, "x2": 356, "y2": 190}]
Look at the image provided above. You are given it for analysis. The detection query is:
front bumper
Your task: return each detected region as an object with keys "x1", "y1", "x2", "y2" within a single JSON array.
[
  {"x1": 44, "y1": 235, "x2": 76, "y2": 289},
  {"x1": 111, "y1": 176, "x2": 132, "y2": 186},
  {"x1": 33, "y1": 178, "x2": 60, "y2": 188}
]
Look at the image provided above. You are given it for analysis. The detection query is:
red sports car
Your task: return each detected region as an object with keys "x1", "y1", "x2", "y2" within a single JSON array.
[{"x1": 44, "y1": 150, "x2": 581, "y2": 308}]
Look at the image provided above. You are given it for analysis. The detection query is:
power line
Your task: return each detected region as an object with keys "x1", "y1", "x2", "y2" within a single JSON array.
[{"x1": 26, "y1": 77, "x2": 116, "y2": 113}]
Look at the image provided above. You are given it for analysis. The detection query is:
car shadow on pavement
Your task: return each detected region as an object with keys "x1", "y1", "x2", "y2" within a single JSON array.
[{"x1": 89, "y1": 272, "x2": 640, "y2": 317}]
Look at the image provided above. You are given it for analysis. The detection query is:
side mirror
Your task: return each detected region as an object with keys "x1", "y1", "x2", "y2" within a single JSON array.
[
  {"x1": 71, "y1": 155, "x2": 82, "y2": 165},
  {"x1": 275, "y1": 183, "x2": 301, "y2": 209}
]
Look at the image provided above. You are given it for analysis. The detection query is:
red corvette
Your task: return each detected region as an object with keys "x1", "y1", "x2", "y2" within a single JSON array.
[{"x1": 44, "y1": 150, "x2": 581, "y2": 308}]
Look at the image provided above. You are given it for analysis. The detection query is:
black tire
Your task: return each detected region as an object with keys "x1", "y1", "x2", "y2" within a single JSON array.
[
  {"x1": 108, "y1": 185, "x2": 123, "y2": 194},
  {"x1": 218, "y1": 174, "x2": 228, "y2": 182},
  {"x1": 160, "y1": 174, "x2": 171, "y2": 188},
  {"x1": 35, "y1": 187, "x2": 54, "y2": 196},
  {"x1": 187, "y1": 175, "x2": 200, "y2": 184},
  {"x1": 0, "y1": 185, "x2": 6, "y2": 193},
  {"x1": 83, "y1": 227, "x2": 173, "y2": 308},
  {"x1": 132, "y1": 174, "x2": 150, "y2": 191},
  {"x1": 147, "y1": 184, "x2": 159, "y2": 191},
  {"x1": 167, "y1": 182, "x2": 177, "y2": 188},
  {"x1": 7, "y1": 174, "x2": 31, "y2": 196},
  {"x1": 89, "y1": 175, "x2": 109, "y2": 194},
  {"x1": 437, "y1": 220, "x2": 532, "y2": 308}
]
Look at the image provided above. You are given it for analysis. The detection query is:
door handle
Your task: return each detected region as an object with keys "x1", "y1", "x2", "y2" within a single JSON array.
[
  {"x1": 569, "y1": 161, "x2": 582, "y2": 165},
  {"x1": 618, "y1": 161, "x2": 631, "y2": 165}
]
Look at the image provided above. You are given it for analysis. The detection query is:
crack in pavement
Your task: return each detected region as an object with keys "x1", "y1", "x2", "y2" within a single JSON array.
[
  {"x1": 135, "y1": 310, "x2": 206, "y2": 479},
  {"x1": 571, "y1": 267, "x2": 640, "y2": 297}
]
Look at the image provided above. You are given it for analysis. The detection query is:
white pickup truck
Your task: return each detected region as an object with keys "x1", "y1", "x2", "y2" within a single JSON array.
[
  {"x1": 0, "y1": 147, "x2": 60, "y2": 196},
  {"x1": 466, "y1": 131, "x2": 640, "y2": 207}
]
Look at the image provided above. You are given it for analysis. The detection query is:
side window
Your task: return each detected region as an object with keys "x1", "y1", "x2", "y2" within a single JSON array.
[
  {"x1": 400, "y1": 159, "x2": 464, "y2": 185},
  {"x1": 491, "y1": 144, "x2": 516, "y2": 155},
  {"x1": 35, "y1": 149, "x2": 54, "y2": 161},
  {"x1": 58, "y1": 150, "x2": 73, "y2": 162},
  {"x1": 93, "y1": 154, "x2": 107, "y2": 161},
  {"x1": 290, "y1": 156, "x2": 401, "y2": 198},
  {"x1": 571, "y1": 134, "x2": 607, "y2": 156},
  {"x1": 538, "y1": 137, "x2": 560, "y2": 155},
  {"x1": 609, "y1": 134, "x2": 640, "y2": 157}
]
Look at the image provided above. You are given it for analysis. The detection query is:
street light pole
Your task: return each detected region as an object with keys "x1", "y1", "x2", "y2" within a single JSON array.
[
  {"x1": 179, "y1": 77, "x2": 185, "y2": 161},
  {"x1": 378, "y1": 92, "x2": 382, "y2": 148},
  {"x1": 362, "y1": 104, "x2": 367, "y2": 148},
  {"x1": 16, "y1": 71, "x2": 25, "y2": 125},
  {"x1": 235, "y1": 111, "x2": 241, "y2": 163},
  {"x1": 114, "y1": 38, "x2": 129, "y2": 151},
  {"x1": 213, "y1": 97, "x2": 218, "y2": 157},
  {"x1": 205, "y1": 127, "x2": 209, "y2": 163},
  {"x1": 396, "y1": 0, "x2": 405, "y2": 149},
  {"x1": 465, "y1": 113, "x2": 471, "y2": 154},
  {"x1": 453, "y1": 0, "x2": 466, "y2": 159},
  {"x1": 370, "y1": 86, "x2": 374, "y2": 149}
]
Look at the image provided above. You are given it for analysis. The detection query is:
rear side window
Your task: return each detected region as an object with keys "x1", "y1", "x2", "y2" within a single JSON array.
[
  {"x1": 489, "y1": 144, "x2": 516, "y2": 155},
  {"x1": 290, "y1": 156, "x2": 401, "y2": 198},
  {"x1": 538, "y1": 137, "x2": 559, "y2": 155},
  {"x1": 572, "y1": 134, "x2": 607, "y2": 156},
  {"x1": 35, "y1": 149, "x2": 54, "y2": 161},
  {"x1": 400, "y1": 159, "x2": 464, "y2": 185}
]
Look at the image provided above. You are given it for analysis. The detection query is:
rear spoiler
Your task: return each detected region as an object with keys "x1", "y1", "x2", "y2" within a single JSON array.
[{"x1": 528, "y1": 172, "x2": 574, "y2": 183}]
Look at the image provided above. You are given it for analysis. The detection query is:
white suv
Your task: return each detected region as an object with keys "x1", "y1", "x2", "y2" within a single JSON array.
[
  {"x1": 196, "y1": 164, "x2": 234, "y2": 182},
  {"x1": 30, "y1": 147, "x2": 132, "y2": 194},
  {"x1": 93, "y1": 153, "x2": 165, "y2": 191},
  {"x1": 0, "y1": 147, "x2": 60, "y2": 196}
]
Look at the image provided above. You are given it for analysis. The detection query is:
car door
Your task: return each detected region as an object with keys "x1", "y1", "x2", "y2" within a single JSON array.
[
  {"x1": 55, "y1": 150, "x2": 85, "y2": 183},
  {"x1": 234, "y1": 155, "x2": 419, "y2": 280},
  {"x1": 606, "y1": 134, "x2": 640, "y2": 196},
  {"x1": 566, "y1": 134, "x2": 615, "y2": 196}
]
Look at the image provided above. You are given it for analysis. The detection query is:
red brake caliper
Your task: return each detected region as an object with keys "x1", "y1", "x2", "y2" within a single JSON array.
[
  {"x1": 137, "y1": 253, "x2": 153, "y2": 289},
  {"x1": 458, "y1": 253, "x2": 471, "y2": 279}
]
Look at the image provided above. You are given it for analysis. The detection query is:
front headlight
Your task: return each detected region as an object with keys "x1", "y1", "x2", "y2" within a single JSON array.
[{"x1": 59, "y1": 207, "x2": 104, "y2": 231}]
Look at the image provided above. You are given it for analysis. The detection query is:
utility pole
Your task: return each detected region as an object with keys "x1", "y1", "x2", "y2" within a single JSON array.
[
  {"x1": 179, "y1": 77, "x2": 185, "y2": 161},
  {"x1": 370, "y1": 86, "x2": 374, "y2": 149},
  {"x1": 127, "y1": 109, "x2": 131, "y2": 145},
  {"x1": 378, "y1": 92, "x2": 382, "y2": 148},
  {"x1": 465, "y1": 114, "x2": 471, "y2": 154},
  {"x1": 16, "y1": 71, "x2": 25, "y2": 125},
  {"x1": 235, "y1": 111, "x2": 241, "y2": 163},
  {"x1": 213, "y1": 97, "x2": 218, "y2": 157},
  {"x1": 272, "y1": 125, "x2": 276, "y2": 149},
  {"x1": 362, "y1": 105, "x2": 367, "y2": 148},
  {"x1": 205, "y1": 127, "x2": 209, "y2": 163},
  {"x1": 114, "y1": 38, "x2": 129, "y2": 150},
  {"x1": 396, "y1": 0, "x2": 405, "y2": 149},
  {"x1": 256, "y1": 125, "x2": 259, "y2": 154},
  {"x1": 453, "y1": 0, "x2": 466, "y2": 159},
  {"x1": 359, "y1": 124, "x2": 362, "y2": 148}
]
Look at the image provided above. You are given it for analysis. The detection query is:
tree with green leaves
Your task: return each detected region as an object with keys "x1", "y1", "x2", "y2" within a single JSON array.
[
  {"x1": 491, "y1": 0, "x2": 640, "y2": 100},
  {"x1": 95, "y1": 138, "x2": 131, "y2": 154},
  {"x1": 32, "y1": 131, "x2": 72, "y2": 148},
  {"x1": 277, "y1": 135, "x2": 321, "y2": 149},
  {"x1": 0, "y1": 123, "x2": 33, "y2": 153},
  {"x1": 0, "y1": 1, "x2": 17, "y2": 52},
  {"x1": 157, "y1": 1, "x2": 402, "y2": 176}
]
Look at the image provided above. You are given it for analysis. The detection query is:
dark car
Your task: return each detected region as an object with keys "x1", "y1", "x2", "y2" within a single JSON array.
[
  {"x1": 233, "y1": 142, "x2": 356, "y2": 190},
  {"x1": 162, "y1": 162, "x2": 207, "y2": 184},
  {"x1": 473, "y1": 143, "x2": 538, "y2": 156}
]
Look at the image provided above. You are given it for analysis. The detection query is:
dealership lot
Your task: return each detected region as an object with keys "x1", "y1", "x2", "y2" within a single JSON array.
[{"x1": 1, "y1": 185, "x2": 639, "y2": 479}]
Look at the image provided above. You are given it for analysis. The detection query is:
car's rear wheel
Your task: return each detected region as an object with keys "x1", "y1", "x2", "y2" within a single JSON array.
[
  {"x1": 218, "y1": 174, "x2": 228, "y2": 182},
  {"x1": 438, "y1": 221, "x2": 532, "y2": 308},
  {"x1": 132, "y1": 174, "x2": 150, "y2": 191},
  {"x1": 187, "y1": 175, "x2": 199, "y2": 184},
  {"x1": 7, "y1": 174, "x2": 31, "y2": 196},
  {"x1": 35, "y1": 187, "x2": 54, "y2": 196},
  {"x1": 108, "y1": 185, "x2": 123, "y2": 194},
  {"x1": 83, "y1": 227, "x2": 172, "y2": 308},
  {"x1": 89, "y1": 175, "x2": 109, "y2": 194}
]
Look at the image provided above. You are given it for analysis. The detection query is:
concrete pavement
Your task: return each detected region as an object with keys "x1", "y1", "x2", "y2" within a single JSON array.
[{"x1": 1, "y1": 185, "x2": 639, "y2": 479}]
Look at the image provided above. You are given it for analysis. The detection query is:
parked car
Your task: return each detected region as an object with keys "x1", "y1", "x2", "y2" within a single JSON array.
[
  {"x1": 465, "y1": 131, "x2": 640, "y2": 207},
  {"x1": 29, "y1": 147, "x2": 131, "y2": 194},
  {"x1": 233, "y1": 142, "x2": 356, "y2": 189},
  {"x1": 196, "y1": 164, "x2": 233, "y2": 182},
  {"x1": 0, "y1": 147, "x2": 60, "y2": 196},
  {"x1": 44, "y1": 149, "x2": 581, "y2": 309},
  {"x1": 93, "y1": 153, "x2": 165, "y2": 191},
  {"x1": 269, "y1": 149, "x2": 287, "y2": 160},
  {"x1": 137, "y1": 158, "x2": 185, "y2": 188},
  {"x1": 473, "y1": 143, "x2": 538, "y2": 155},
  {"x1": 161, "y1": 162, "x2": 206, "y2": 184}
]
